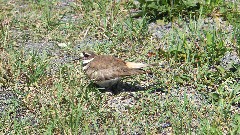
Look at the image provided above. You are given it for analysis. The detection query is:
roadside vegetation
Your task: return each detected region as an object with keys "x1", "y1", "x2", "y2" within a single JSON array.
[{"x1": 0, "y1": 0, "x2": 239, "y2": 134}]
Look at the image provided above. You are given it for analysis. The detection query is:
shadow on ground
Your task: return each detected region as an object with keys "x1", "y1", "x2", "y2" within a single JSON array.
[{"x1": 89, "y1": 81, "x2": 166, "y2": 95}]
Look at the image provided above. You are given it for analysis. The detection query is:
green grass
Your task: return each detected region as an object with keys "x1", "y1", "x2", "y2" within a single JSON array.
[{"x1": 0, "y1": 0, "x2": 239, "y2": 134}]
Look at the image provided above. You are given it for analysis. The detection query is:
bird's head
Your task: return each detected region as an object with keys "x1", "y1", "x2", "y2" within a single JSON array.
[{"x1": 80, "y1": 51, "x2": 96, "y2": 65}]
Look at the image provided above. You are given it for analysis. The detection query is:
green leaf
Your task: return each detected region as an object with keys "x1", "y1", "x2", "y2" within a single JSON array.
[
  {"x1": 147, "y1": 2, "x2": 158, "y2": 10},
  {"x1": 211, "y1": 93, "x2": 220, "y2": 101},
  {"x1": 216, "y1": 65, "x2": 226, "y2": 74},
  {"x1": 174, "y1": 75, "x2": 184, "y2": 84},
  {"x1": 206, "y1": 32, "x2": 213, "y2": 45},
  {"x1": 156, "y1": 19, "x2": 165, "y2": 25}
]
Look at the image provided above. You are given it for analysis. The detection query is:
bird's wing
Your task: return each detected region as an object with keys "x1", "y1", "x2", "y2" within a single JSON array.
[{"x1": 86, "y1": 55, "x2": 144, "y2": 81}]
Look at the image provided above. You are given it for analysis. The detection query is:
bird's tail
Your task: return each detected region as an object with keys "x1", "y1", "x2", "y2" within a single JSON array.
[{"x1": 126, "y1": 62, "x2": 160, "y2": 69}]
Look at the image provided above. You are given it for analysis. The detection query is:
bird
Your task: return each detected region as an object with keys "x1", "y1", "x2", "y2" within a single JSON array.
[{"x1": 80, "y1": 51, "x2": 157, "y2": 89}]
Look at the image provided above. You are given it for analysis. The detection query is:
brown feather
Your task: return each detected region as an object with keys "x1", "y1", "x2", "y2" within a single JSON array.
[{"x1": 84, "y1": 55, "x2": 145, "y2": 81}]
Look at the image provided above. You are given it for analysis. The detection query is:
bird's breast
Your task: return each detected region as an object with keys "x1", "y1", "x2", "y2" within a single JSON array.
[{"x1": 95, "y1": 78, "x2": 121, "y2": 88}]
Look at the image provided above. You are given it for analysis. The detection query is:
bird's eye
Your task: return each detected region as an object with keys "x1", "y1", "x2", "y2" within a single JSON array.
[{"x1": 84, "y1": 53, "x2": 90, "y2": 57}]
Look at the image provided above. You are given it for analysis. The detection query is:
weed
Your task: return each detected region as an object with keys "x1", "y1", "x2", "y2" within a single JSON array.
[{"x1": 0, "y1": 0, "x2": 239, "y2": 134}]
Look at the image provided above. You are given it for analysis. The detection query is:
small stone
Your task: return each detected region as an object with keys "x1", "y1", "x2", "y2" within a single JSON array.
[{"x1": 58, "y1": 43, "x2": 68, "y2": 48}]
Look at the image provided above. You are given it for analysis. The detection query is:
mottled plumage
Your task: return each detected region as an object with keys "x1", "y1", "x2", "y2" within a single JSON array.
[{"x1": 80, "y1": 51, "x2": 155, "y2": 88}]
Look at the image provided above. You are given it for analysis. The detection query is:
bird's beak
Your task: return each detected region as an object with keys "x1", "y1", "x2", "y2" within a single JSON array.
[
  {"x1": 72, "y1": 57, "x2": 81, "y2": 61},
  {"x1": 72, "y1": 53, "x2": 84, "y2": 62}
]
